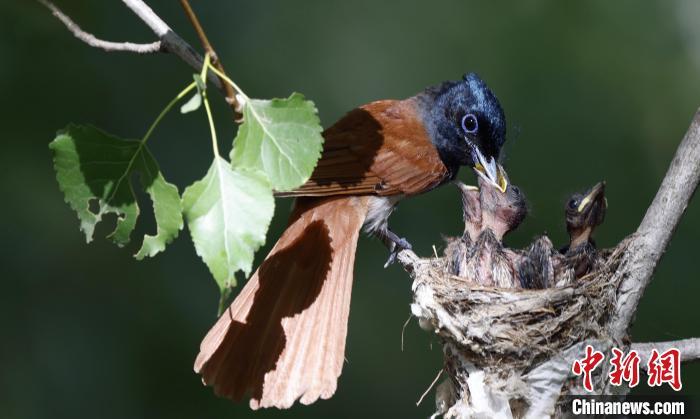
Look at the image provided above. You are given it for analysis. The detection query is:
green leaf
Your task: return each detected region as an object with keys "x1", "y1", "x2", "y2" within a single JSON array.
[
  {"x1": 182, "y1": 156, "x2": 274, "y2": 290},
  {"x1": 230, "y1": 92, "x2": 324, "y2": 191},
  {"x1": 135, "y1": 169, "x2": 184, "y2": 259},
  {"x1": 180, "y1": 74, "x2": 206, "y2": 114},
  {"x1": 49, "y1": 124, "x2": 183, "y2": 258},
  {"x1": 180, "y1": 91, "x2": 202, "y2": 114}
]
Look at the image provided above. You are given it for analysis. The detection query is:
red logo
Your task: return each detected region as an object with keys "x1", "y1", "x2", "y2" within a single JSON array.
[
  {"x1": 572, "y1": 346, "x2": 682, "y2": 392},
  {"x1": 608, "y1": 348, "x2": 640, "y2": 387},
  {"x1": 572, "y1": 345, "x2": 605, "y2": 392},
  {"x1": 647, "y1": 348, "x2": 682, "y2": 391}
]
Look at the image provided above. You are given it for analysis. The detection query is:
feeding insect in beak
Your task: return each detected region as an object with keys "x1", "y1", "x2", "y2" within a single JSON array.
[
  {"x1": 472, "y1": 146, "x2": 507, "y2": 193},
  {"x1": 577, "y1": 181, "x2": 606, "y2": 213}
]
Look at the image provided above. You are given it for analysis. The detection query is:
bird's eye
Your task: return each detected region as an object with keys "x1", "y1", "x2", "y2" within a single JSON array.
[
  {"x1": 568, "y1": 199, "x2": 578, "y2": 210},
  {"x1": 511, "y1": 186, "x2": 520, "y2": 196},
  {"x1": 461, "y1": 113, "x2": 479, "y2": 134}
]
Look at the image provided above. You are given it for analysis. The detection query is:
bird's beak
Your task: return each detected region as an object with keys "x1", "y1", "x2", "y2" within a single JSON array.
[
  {"x1": 577, "y1": 181, "x2": 606, "y2": 213},
  {"x1": 472, "y1": 147, "x2": 507, "y2": 193}
]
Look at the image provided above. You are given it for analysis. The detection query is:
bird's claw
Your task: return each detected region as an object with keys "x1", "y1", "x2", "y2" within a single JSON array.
[{"x1": 384, "y1": 236, "x2": 413, "y2": 268}]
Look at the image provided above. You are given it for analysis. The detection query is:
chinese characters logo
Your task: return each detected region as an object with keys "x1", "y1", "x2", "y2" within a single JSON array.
[{"x1": 571, "y1": 345, "x2": 682, "y2": 392}]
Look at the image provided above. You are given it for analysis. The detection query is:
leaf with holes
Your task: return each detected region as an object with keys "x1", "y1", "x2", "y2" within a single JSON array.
[
  {"x1": 49, "y1": 124, "x2": 183, "y2": 258},
  {"x1": 230, "y1": 92, "x2": 324, "y2": 191},
  {"x1": 182, "y1": 156, "x2": 274, "y2": 290}
]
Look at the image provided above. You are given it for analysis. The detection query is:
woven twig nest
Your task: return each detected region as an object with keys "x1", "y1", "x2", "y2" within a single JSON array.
[
  {"x1": 409, "y1": 237, "x2": 633, "y2": 371},
  {"x1": 402, "y1": 237, "x2": 635, "y2": 418}
]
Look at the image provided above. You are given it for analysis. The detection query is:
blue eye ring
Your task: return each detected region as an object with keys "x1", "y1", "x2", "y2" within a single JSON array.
[{"x1": 461, "y1": 113, "x2": 479, "y2": 134}]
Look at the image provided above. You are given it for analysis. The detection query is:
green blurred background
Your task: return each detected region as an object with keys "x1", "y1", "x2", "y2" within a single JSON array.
[{"x1": 2, "y1": 1, "x2": 699, "y2": 418}]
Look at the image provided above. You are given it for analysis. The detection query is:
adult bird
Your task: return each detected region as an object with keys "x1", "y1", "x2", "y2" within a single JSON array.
[{"x1": 194, "y1": 73, "x2": 508, "y2": 409}]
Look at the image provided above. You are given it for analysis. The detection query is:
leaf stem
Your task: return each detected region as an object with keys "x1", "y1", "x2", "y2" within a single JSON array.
[
  {"x1": 142, "y1": 81, "x2": 197, "y2": 145},
  {"x1": 104, "y1": 80, "x2": 197, "y2": 207},
  {"x1": 200, "y1": 54, "x2": 220, "y2": 158},
  {"x1": 217, "y1": 286, "x2": 232, "y2": 317},
  {"x1": 207, "y1": 65, "x2": 249, "y2": 102}
]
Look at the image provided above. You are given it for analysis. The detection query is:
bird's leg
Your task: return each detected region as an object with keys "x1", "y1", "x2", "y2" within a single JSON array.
[
  {"x1": 364, "y1": 196, "x2": 412, "y2": 267},
  {"x1": 380, "y1": 228, "x2": 413, "y2": 268}
]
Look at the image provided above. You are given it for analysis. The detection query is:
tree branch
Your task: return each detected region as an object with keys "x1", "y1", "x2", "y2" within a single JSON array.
[
  {"x1": 39, "y1": 0, "x2": 161, "y2": 53},
  {"x1": 178, "y1": 0, "x2": 241, "y2": 116},
  {"x1": 118, "y1": 0, "x2": 222, "y2": 93},
  {"x1": 610, "y1": 109, "x2": 700, "y2": 340},
  {"x1": 632, "y1": 338, "x2": 700, "y2": 368},
  {"x1": 41, "y1": 0, "x2": 225, "y2": 93},
  {"x1": 120, "y1": 0, "x2": 169, "y2": 36}
]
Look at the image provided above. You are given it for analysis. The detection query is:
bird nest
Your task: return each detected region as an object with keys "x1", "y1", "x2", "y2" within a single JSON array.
[{"x1": 407, "y1": 236, "x2": 633, "y2": 371}]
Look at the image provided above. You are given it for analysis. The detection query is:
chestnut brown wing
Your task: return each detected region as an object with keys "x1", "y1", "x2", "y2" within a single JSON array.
[{"x1": 277, "y1": 99, "x2": 450, "y2": 197}]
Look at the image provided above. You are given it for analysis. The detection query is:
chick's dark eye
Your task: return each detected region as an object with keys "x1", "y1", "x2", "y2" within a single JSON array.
[
  {"x1": 461, "y1": 113, "x2": 478, "y2": 134},
  {"x1": 568, "y1": 199, "x2": 578, "y2": 210}
]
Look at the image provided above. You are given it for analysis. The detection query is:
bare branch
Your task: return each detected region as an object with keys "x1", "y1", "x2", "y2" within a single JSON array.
[
  {"x1": 40, "y1": 0, "x2": 161, "y2": 53},
  {"x1": 632, "y1": 338, "x2": 700, "y2": 368},
  {"x1": 41, "y1": 0, "x2": 225, "y2": 93},
  {"x1": 179, "y1": 0, "x2": 241, "y2": 116},
  {"x1": 120, "y1": 0, "x2": 169, "y2": 37},
  {"x1": 118, "y1": 0, "x2": 225, "y2": 93},
  {"x1": 610, "y1": 109, "x2": 700, "y2": 340}
]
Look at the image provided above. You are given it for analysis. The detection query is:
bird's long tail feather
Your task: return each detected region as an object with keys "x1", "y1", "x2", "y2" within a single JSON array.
[{"x1": 194, "y1": 196, "x2": 368, "y2": 409}]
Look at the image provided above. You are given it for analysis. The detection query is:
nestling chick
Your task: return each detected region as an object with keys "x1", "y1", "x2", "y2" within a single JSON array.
[
  {"x1": 478, "y1": 172, "x2": 526, "y2": 243},
  {"x1": 557, "y1": 181, "x2": 607, "y2": 284},
  {"x1": 518, "y1": 235, "x2": 560, "y2": 289},
  {"x1": 450, "y1": 169, "x2": 527, "y2": 287},
  {"x1": 445, "y1": 183, "x2": 481, "y2": 274},
  {"x1": 518, "y1": 181, "x2": 608, "y2": 289}
]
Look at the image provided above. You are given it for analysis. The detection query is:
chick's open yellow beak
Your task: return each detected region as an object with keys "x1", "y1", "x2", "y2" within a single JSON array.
[
  {"x1": 474, "y1": 162, "x2": 507, "y2": 193},
  {"x1": 496, "y1": 167, "x2": 508, "y2": 193}
]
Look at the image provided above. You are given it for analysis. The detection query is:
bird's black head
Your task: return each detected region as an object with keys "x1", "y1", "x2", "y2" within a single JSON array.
[
  {"x1": 565, "y1": 181, "x2": 607, "y2": 245},
  {"x1": 418, "y1": 73, "x2": 507, "y2": 190}
]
